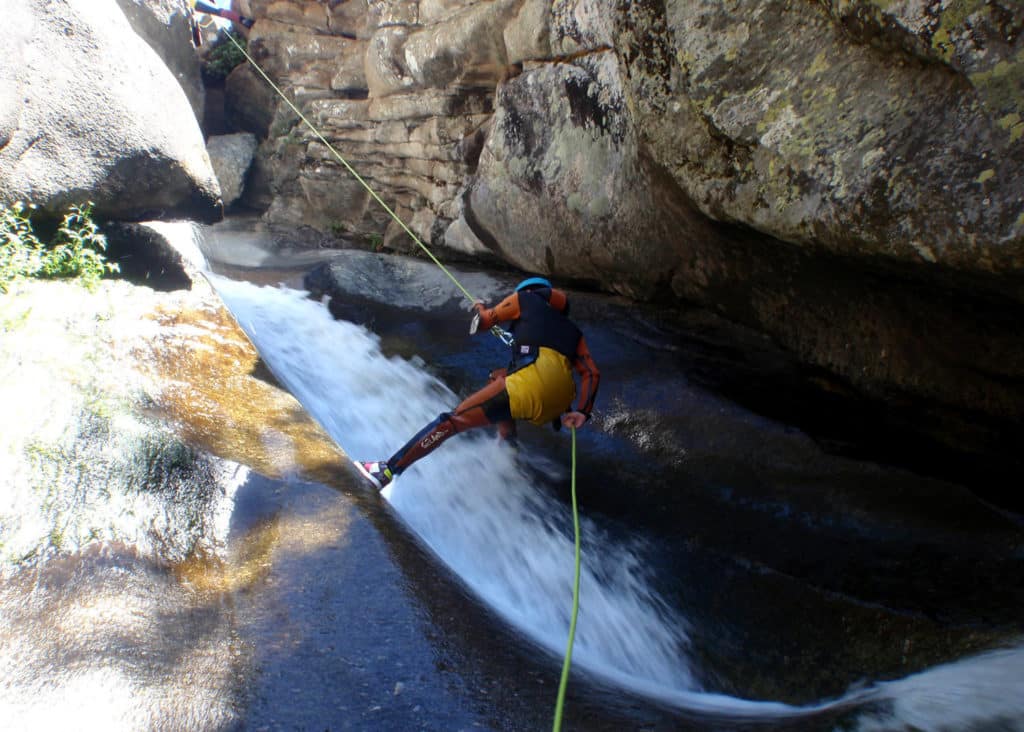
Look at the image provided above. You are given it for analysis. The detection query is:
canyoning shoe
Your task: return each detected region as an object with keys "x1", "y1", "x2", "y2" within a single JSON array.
[{"x1": 354, "y1": 460, "x2": 393, "y2": 490}]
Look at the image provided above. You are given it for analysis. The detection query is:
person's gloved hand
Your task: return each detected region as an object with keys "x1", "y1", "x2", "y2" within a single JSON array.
[
  {"x1": 468, "y1": 301, "x2": 484, "y2": 334},
  {"x1": 561, "y1": 411, "x2": 588, "y2": 429}
]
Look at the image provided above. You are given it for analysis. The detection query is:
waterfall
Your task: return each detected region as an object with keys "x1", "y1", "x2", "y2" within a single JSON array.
[{"x1": 208, "y1": 275, "x2": 701, "y2": 703}]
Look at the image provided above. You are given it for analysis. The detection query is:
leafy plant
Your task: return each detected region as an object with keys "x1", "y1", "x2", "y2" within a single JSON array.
[
  {"x1": 41, "y1": 203, "x2": 119, "y2": 290},
  {"x1": 203, "y1": 29, "x2": 247, "y2": 81},
  {"x1": 1, "y1": 201, "x2": 118, "y2": 292},
  {"x1": 1, "y1": 202, "x2": 45, "y2": 292},
  {"x1": 0, "y1": 203, "x2": 45, "y2": 292}
]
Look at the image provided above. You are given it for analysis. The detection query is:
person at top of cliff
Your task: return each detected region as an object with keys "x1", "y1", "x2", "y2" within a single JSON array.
[
  {"x1": 190, "y1": 0, "x2": 255, "y2": 31},
  {"x1": 355, "y1": 277, "x2": 600, "y2": 490}
]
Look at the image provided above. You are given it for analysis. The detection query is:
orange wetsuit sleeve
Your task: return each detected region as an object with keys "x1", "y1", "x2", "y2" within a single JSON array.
[
  {"x1": 573, "y1": 336, "x2": 600, "y2": 417},
  {"x1": 476, "y1": 291, "x2": 521, "y2": 330}
]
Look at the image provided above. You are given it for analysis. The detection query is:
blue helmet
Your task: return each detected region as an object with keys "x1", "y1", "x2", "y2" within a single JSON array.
[{"x1": 515, "y1": 276, "x2": 551, "y2": 292}]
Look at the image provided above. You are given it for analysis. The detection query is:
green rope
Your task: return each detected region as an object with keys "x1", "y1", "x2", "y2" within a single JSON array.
[
  {"x1": 217, "y1": 25, "x2": 585, "y2": 728},
  {"x1": 553, "y1": 426, "x2": 581, "y2": 732}
]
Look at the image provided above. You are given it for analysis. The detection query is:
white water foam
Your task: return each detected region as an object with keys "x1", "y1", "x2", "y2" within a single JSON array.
[{"x1": 858, "y1": 644, "x2": 1024, "y2": 731}]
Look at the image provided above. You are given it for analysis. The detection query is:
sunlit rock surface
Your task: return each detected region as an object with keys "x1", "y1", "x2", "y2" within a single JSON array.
[
  {"x1": 207, "y1": 132, "x2": 259, "y2": 207},
  {"x1": 115, "y1": 0, "x2": 206, "y2": 121},
  {"x1": 0, "y1": 240, "x2": 347, "y2": 569},
  {"x1": 0, "y1": 278, "x2": 238, "y2": 565},
  {"x1": 0, "y1": 224, "x2": 356, "y2": 728},
  {"x1": 0, "y1": 0, "x2": 221, "y2": 222}
]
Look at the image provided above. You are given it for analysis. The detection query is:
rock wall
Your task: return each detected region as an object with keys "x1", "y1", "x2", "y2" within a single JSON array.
[
  {"x1": 115, "y1": 0, "x2": 206, "y2": 121},
  {"x1": 0, "y1": 0, "x2": 221, "y2": 223},
  {"x1": 230, "y1": 0, "x2": 1023, "y2": 467}
]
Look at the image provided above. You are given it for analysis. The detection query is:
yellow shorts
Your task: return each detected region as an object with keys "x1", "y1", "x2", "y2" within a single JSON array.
[{"x1": 506, "y1": 347, "x2": 576, "y2": 425}]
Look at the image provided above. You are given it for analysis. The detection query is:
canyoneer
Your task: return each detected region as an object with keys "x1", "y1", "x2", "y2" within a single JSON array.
[
  {"x1": 192, "y1": 0, "x2": 254, "y2": 26},
  {"x1": 355, "y1": 277, "x2": 600, "y2": 489}
]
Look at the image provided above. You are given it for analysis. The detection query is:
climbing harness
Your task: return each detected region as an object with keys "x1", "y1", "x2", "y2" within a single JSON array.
[{"x1": 215, "y1": 25, "x2": 583, "y2": 730}]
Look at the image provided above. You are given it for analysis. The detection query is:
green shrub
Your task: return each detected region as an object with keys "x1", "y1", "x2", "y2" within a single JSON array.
[
  {"x1": 1, "y1": 202, "x2": 119, "y2": 293},
  {"x1": 43, "y1": 203, "x2": 119, "y2": 290},
  {"x1": 0, "y1": 202, "x2": 45, "y2": 289},
  {"x1": 203, "y1": 30, "x2": 247, "y2": 81}
]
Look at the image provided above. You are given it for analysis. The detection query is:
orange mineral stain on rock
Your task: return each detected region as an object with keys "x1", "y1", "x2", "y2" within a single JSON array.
[{"x1": 134, "y1": 298, "x2": 349, "y2": 487}]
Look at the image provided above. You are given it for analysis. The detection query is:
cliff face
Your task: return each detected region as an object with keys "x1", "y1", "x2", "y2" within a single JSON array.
[{"x1": 232, "y1": 0, "x2": 1023, "y2": 467}]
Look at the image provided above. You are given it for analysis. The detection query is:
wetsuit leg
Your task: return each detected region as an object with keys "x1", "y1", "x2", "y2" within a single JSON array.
[
  {"x1": 387, "y1": 371, "x2": 513, "y2": 474},
  {"x1": 487, "y1": 368, "x2": 517, "y2": 444}
]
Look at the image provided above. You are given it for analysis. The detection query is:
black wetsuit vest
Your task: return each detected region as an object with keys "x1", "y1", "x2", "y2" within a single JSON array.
[{"x1": 508, "y1": 290, "x2": 582, "y2": 373}]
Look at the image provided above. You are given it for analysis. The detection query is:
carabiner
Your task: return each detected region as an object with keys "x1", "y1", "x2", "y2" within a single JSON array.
[{"x1": 491, "y1": 326, "x2": 515, "y2": 346}]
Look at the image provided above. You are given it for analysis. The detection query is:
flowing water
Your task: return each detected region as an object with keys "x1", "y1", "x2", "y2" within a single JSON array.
[{"x1": 210, "y1": 275, "x2": 702, "y2": 704}]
